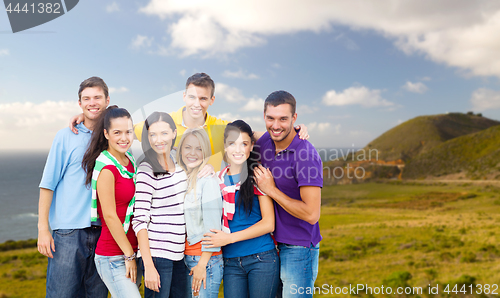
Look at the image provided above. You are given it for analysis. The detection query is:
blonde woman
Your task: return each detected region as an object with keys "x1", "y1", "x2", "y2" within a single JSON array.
[{"x1": 177, "y1": 128, "x2": 223, "y2": 298}]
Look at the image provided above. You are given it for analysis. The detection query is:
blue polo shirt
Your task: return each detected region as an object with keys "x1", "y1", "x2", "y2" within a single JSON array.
[
  {"x1": 255, "y1": 131, "x2": 323, "y2": 247},
  {"x1": 39, "y1": 123, "x2": 95, "y2": 230}
]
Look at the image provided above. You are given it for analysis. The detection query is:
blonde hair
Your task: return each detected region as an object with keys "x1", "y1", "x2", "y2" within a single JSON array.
[{"x1": 176, "y1": 128, "x2": 212, "y2": 197}]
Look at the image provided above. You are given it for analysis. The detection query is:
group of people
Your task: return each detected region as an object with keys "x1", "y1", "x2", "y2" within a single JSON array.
[{"x1": 37, "y1": 73, "x2": 323, "y2": 298}]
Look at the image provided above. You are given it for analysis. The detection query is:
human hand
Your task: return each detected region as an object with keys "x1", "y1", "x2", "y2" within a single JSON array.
[
  {"x1": 202, "y1": 229, "x2": 232, "y2": 248},
  {"x1": 295, "y1": 123, "x2": 309, "y2": 140},
  {"x1": 144, "y1": 264, "x2": 161, "y2": 292},
  {"x1": 190, "y1": 262, "x2": 207, "y2": 293},
  {"x1": 37, "y1": 229, "x2": 55, "y2": 258},
  {"x1": 198, "y1": 164, "x2": 215, "y2": 178},
  {"x1": 125, "y1": 258, "x2": 137, "y2": 284},
  {"x1": 69, "y1": 113, "x2": 84, "y2": 134},
  {"x1": 254, "y1": 165, "x2": 276, "y2": 196}
]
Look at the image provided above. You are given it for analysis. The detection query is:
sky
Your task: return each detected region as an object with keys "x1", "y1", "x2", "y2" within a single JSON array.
[{"x1": 2, "y1": 0, "x2": 500, "y2": 151}]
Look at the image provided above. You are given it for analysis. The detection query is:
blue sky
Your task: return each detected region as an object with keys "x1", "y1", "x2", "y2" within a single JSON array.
[{"x1": 2, "y1": 0, "x2": 500, "y2": 151}]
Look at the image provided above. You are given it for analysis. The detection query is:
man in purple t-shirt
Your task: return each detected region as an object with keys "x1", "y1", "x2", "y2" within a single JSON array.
[{"x1": 254, "y1": 90, "x2": 323, "y2": 298}]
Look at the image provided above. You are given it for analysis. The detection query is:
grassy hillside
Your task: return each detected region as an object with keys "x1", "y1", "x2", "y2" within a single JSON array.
[
  {"x1": 318, "y1": 181, "x2": 500, "y2": 297},
  {"x1": 3, "y1": 182, "x2": 500, "y2": 297},
  {"x1": 360, "y1": 113, "x2": 500, "y2": 162},
  {"x1": 404, "y1": 124, "x2": 500, "y2": 179}
]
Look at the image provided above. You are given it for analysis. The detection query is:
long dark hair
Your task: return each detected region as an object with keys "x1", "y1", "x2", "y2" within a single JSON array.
[
  {"x1": 223, "y1": 120, "x2": 260, "y2": 213},
  {"x1": 141, "y1": 112, "x2": 177, "y2": 177},
  {"x1": 82, "y1": 105, "x2": 132, "y2": 186}
]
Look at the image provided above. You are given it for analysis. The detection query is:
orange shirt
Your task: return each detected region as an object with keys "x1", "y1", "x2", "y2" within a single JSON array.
[{"x1": 184, "y1": 240, "x2": 222, "y2": 256}]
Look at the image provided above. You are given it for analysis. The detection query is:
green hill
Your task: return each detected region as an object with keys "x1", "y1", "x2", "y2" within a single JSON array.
[
  {"x1": 362, "y1": 113, "x2": 500, "y2": 162},
  {"x1": 404, "y1": 124, "x2": 500, "y2": 179}
]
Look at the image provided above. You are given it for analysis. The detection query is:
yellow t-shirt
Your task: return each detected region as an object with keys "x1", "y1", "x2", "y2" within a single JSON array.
[{"x1": 134, "y1": 107, "x2": 229, "y2": 170}]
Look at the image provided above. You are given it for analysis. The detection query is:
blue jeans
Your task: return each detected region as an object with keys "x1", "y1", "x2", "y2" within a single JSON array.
[
  {"x1": 46, "y1": 226, "x2": 107, "y2": 298},
  {"x1": 278, "y1": 243, "x2": 320, "y2": 298},
  {"x1": 184, "y1": 254, "x2": 223, "y2": 298},
  {"x1": 223, "y1": 249, "x2": 279, "y2": 298},
  {"x1": 139, "y1": 257, "x2": 188, "y2": 298},
  {"x1": 94, "y1": 254, "x2": 141, "y2": 298}
]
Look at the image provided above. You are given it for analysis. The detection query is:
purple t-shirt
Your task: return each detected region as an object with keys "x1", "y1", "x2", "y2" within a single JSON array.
[{"x1": 256, "y1": 131, "x2": 323, "y2": 247}]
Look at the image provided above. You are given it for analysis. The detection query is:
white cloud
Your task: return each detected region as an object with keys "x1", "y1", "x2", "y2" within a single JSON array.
[
  {"x1": 271, "y1": 63, "x2": 281, "y2": 69},
  {"x1": 403, "y1": 81, "x2": 428, "y2": 94},
  {"x1": 0, "y1": 101, "x2": 81, "y2": 150},
  {"x1": 308, "y1": 122, "x2": 338, "y2": 134},
  {"x1": 139, "y1": 0, "x2": 500, "y2": 77},
  {"x1": 179, "y1": 69, "x2": 186, "y2": 77},
  {"x1": 241, "y1": 98, "x2": 264, "y2": 112},
  {"x1": 109, "y1": 87, "x2": 129, "y2": 94},
  {"x1": 131, "y1": 35, "x2": 154, "y2": 50},
  {"x1": 167, "y1": 14, "x2": 265, "y2": 56},
  {"x1": 106, "y1": 2, "x2": 119, "y2": 13},
  {"x1": 0, "y1": 49, "x2": 9, "y2": 56},
  {"x1": 420, "y1": 76, "x2": 432, "y2": 81},
  {"x1": 470, "y1": 88, "x2": 500, "y2": 111},
  {"x1": 222, "y1": 69, "x2": 259, "y2": 80},
  {"x1": 215, "y1": 84, "x2": 264, "y2": 111},
  {"x1": 322, "y1": 86, "x2": 393, "y2": 107},
  {"x1": 216, "y1": 83, "x2": 246, "y2": 102}
]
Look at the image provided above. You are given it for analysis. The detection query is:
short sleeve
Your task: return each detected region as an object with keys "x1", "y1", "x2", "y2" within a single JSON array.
[{"x1": 39, "y1": 130, "x2": 67, "y2": 191}]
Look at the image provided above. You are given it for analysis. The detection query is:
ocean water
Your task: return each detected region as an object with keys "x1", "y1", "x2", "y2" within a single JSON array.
[
  {"x1": 0, "y1": 151, "x2": 48, "y2": 243},
  {"x1": 0, "y1": 147, "x2": 352, "y2": 243}
]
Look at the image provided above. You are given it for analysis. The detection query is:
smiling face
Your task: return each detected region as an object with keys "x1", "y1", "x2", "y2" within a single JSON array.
[
  {"x1": 180, "y1": 134, "x2": 204, "y2": 170},
  {"x1": 148, "y1": 121, "x2": 176, "y2": 157},
  {"x1": 183, "y1": 84, "x2": 214, "y2": 122},
  {"x1": 224, "y1": 130, "x2": 253, "y2": 166},
  {"x1": 79, "y1": 86, "x2": 110, "y2": 123},
  {"x1": 264, "y1": 103, "x2": 297, "y2": 143},
  {"x1": 104, "y1": 117, "x2": 134, "y2": 155}
]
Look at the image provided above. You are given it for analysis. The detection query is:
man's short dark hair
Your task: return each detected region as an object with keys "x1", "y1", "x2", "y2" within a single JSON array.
[
  {"x1": 78, "y1": 77, "x2": 109, "y2": 101},
  {"x1": 185, "y1": 73, "x2": 215, "y2": 98},
  {"x1": 264, "y1": 90, "x2": 296, "y2": 114}
]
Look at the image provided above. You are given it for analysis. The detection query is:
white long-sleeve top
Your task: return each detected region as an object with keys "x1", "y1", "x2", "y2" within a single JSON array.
[{"x1": 132, "y1": 160, "x2": 188, "y2": 261}]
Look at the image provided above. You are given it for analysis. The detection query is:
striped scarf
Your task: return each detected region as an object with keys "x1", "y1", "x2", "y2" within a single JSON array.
[
  {"x1": 91, "y1": 150, "x2": 137, "y2": 234},
  {"x1": 216, "y1": 165, "x2": 264, "y2": 233}
]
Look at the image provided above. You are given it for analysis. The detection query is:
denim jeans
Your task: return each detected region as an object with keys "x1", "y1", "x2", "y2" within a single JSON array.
[
  {"x1": 223, "y1": 249, "x2": 279, "y2": 298},
  {"x1": 94, "y1": 254, "x2": 141, "y2": 298},
  {"x1": 184, "y1": 254, "x2": 223, "y2": 298},
  {"x1": 138, "y1": 257, "x2": 188, "y2": 298},
  {"x1": 45, "y1": 227, "x2": 107, "y2": 298},
  {"x1": 278, "y1": 243, "x2": 320, "y2": 298}
]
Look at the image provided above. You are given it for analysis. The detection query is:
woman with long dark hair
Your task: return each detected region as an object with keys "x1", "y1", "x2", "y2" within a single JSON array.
[
  {"x1": 131, "y1": 111, "x2": 188, "y2": 298},
  {"x1": 82, "y1": 105, "x2": 140, "y2": 298},
  {"x1": 202, "y1": 120, "x2": 279, "y2": 298}
]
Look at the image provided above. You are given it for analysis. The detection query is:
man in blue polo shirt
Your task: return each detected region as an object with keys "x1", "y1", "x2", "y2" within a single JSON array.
[
  {"x1": 37, "y1": 77, "x2": 110, "y2": 298},
  {"x1": 254, "y1": 90, "x2": 323, "y2": 298}
]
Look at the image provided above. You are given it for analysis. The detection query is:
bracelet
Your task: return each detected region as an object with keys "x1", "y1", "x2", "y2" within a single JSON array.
[{"x1": 124, "y1": 252, "x2": 136, "y2": 261}]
